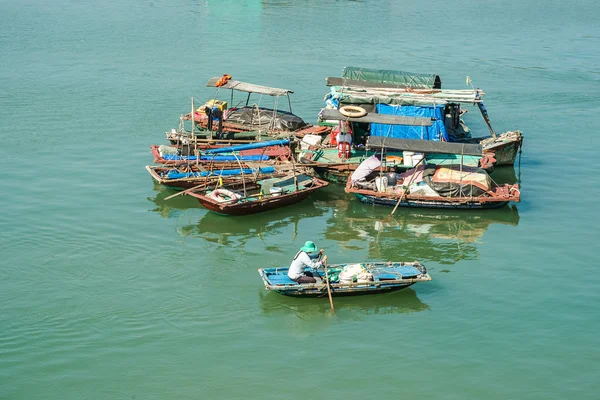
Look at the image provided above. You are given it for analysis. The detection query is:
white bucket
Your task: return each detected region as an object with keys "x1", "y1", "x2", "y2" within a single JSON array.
[
  {"x1": 412, "y1": 153, "x2": 425, "y2": 166},
  {"x1": 375, "y1": 176, "x2": 388, "y2": 192},
  {"x1": 403, "y1": 151, "x2": 415, "y2": 167}
]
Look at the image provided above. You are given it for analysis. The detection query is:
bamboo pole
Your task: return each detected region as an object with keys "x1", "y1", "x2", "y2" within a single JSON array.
[
  {"x1": 191, "y1": 97, "x2": 195, "y2": 137},
  {"x1": 232, "y1": 152, "x2": 247, "y2": 198},
  {"x1": 163, "y1": 181, "x2": 212, "y2": 201},
  {"x1": 322, "y1": 256, "x2": 334, "y2": 312},
  {"x1": 390, "y1": 155, "x2": 426, "y2": 216},
  {"x1": 290, "y1": 141, "x2": 298, "y2": 191},
  {"x1": 460, "y1": 148, "x2": 464, "y2": 198}
]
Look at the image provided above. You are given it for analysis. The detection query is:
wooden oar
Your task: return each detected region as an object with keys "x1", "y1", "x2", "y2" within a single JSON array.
[
  {"x1": 322, "y1": 256, "x2": 335, "y2": 312},
  {"x1": 390, "y1": 155, "x2": 427, "y2": 216},
  {"x1": 163, "y1": 181, "x2": 213, "y2": 201}
]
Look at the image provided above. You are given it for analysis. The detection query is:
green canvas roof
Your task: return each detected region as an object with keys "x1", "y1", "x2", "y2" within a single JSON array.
[{"x1": 342, "y1": 67, "x2": 442, "y2": 89}]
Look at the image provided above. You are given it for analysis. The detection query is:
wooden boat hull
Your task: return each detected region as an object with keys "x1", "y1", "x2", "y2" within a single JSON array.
[
  {"x1": 167, "y1": 132, "x2": 274, "y2": 146},
  {"x1": 312, "y1": 165, "x2": 355, "y2": 183},
  {"x1": 258, "y1": 262, "x2": 431, "y2": 298},
  {"x1": 151, "y1": 144, "x2": 291, "y2": 166},
  {"x1": 196, "y1": 190, "x2": 315, "y2": 215},
  {"x1": 147, "y1": 170, "x2": 242, "y2": 190},
  {"x1": 354, "y1": 193, "x2": 510, "y2": 210},
  {"x1": 484, "y1": 139, "x2": 522, "y2": 165},
  {"x1": 188, "y1": 177, "x2": 329, "y2": 216},
  {"x1": 274, "y1": 282, "x2": 415, "y2": 297},
  {"x1": 478, "y1": 131, "x2": 523, "y2": 166},
  {"x1": 146, "y1": 165, "x2": 287, "y2": 190}
]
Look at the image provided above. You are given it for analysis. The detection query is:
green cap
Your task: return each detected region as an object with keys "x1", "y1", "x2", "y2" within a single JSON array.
[{"x1": 300, "y1": 241, "x2": 318, "y2": 253}]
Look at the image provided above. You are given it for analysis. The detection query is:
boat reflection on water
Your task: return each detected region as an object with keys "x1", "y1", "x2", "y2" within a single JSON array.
[
  {"x1": 148, "y1": 184, "x2": 336, "y2": 247},
  {"x1": 147, "y1": 184, "x2": 200, "y2": 219},
  {"x1": 176, "y1": 198, "x2": 326, "y2": 246},
  {"x1": 490, "y1": 165, "x2": 519, "y2": 185},
  {"x1": 259, "y1": 287, "x2": 429, "y2": 322},
  {"x1": 324, "y1": 199, "x2": 520, "y2": 265},
  {"x1": 149, "y1": 183, "x2": 520, "y2": 264}
]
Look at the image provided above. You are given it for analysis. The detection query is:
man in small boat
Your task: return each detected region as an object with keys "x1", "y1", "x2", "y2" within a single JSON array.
[{"x1": 288, "y1": 241, "x2": 326, "y2": 284}]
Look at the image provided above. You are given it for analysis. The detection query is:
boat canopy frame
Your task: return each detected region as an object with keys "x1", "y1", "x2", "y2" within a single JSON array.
[{"x1": 206, "y1": 77, "x2": 294, "y2": 113}]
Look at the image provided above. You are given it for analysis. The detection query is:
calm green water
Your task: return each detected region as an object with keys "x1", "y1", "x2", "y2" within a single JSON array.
[{"x1": 1, "y1": 1, "x2": 599, "y2": 399}]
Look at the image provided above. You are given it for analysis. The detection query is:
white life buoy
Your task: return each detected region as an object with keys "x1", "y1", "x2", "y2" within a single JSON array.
[
  {"x1": 208, "y1": 188, "x2": 242, "y2": 203},
  {"x1": 339, "y1": 105, "x2": 367, "y2": 118}
]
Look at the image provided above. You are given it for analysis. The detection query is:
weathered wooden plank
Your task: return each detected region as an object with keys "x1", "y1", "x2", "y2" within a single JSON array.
[{"x1": 319, "y1": 109, "x2": 432, "y2": 126}]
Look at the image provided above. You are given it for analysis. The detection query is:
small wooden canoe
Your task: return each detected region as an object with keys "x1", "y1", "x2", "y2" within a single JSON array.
[{"x1": 258, "y1": 261, "x2": 431, "y2": 297}]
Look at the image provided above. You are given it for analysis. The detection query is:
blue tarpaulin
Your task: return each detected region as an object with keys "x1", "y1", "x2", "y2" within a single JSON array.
[
  {"x1": 166, "y1": 166, "x2": 276, "y2": 180},
  {"x1": 370, "y1": 105, "x2": 448, "y2": 141},
  {"x1": 204, "y1": 139, "x2": 290, "y2": 154},
  {"x1": 162, "y1": 154, "x2": 269, "y2": 161}
]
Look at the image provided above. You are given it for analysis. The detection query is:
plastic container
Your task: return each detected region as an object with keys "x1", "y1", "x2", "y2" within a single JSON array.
[
  {"x1": 403, "y1": 151, "x2": 415, "y2": 167},
  {"x1": 375, "y1": 176, "x2": 388, "y2": 192},
  {"x1": 412, "y1": 153, "x2": 425, "y2": 166}
]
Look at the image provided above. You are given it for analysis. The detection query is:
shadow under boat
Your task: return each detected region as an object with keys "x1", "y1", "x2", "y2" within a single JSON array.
[
  {"x1": 489, "y1": 165, "x2": 519, "y2": 185},
  {"x1": 258, "y1": 286, "x2": 429, "y2": 318},
  {"x1": 324, "y1": 200, "x2": 520, "y2": 264},
  {"x1": 176, "y1": 198, "x2": 326, "y2": 244},
  {"x1": 147, "y1": 183, "x2": 201, "y2": 219}
]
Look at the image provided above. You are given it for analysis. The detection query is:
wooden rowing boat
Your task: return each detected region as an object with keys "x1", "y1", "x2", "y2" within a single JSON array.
[{"x1": 258, "y1": 261, "x2": 431, "y2": 297}]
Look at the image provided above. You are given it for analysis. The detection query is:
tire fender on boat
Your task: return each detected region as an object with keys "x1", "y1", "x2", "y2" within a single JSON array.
[{"x1": 339, "y1": 106, "x2": 367, "y2": 118}]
